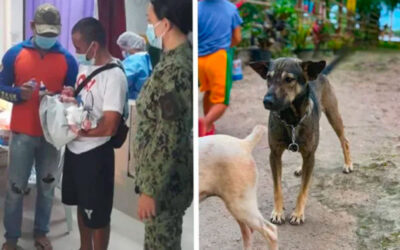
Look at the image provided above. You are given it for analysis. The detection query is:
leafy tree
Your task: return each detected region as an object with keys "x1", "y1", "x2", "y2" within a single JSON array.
[{"x1": 356, "y1": 0, "x2": 382, "y2": 44}]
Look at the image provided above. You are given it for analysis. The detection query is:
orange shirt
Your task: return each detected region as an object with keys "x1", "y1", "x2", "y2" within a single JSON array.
[{"x1": 0, "y1": 38, "x2": 78, "y2": 136}]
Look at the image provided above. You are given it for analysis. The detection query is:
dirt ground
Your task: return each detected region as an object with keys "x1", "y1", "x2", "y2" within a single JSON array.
[{"x1": 199, "y1": 50, "x2": 400, "y2": 250}]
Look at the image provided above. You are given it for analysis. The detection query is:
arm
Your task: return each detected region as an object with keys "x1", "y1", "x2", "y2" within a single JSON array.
[
  {"x1": 0, "y1": 46, "x2": 24, "y2": 103},
  {"x1": 231, "y1": 26, "x2": 242, "y2": 47},
  {"x1": 63, "y1": 51, "x2": 79, "y2": 88},
  {"x1": 230, "y1": 9, "x2": 244, "y2": 48},
  {"x1": 79, "y1": 111, "x2": 121, "y2": 137},
  {"x1": 136, "y1": 116, "x2": 184, "y2": 220},
  {"x1": 136, "y1": 89, "x2": 188, "y2": 197},
  {"x1": 135, "y1": 62, "x2": 192, "y2": 218},
  {"x1": 136, "y1": 121, "x2": 179, "y2": 197}
]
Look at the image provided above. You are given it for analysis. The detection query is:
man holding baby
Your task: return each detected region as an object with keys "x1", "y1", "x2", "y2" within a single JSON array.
[{"x1": 61, "y1": 17, "x2": 127, "y2": 250}]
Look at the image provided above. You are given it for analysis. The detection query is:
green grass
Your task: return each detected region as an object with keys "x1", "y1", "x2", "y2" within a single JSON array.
[
  {"x1": 381, "y1": 232, "x2": 400, "y2": 249},
  {"x1": 378, "y1": 41, "x2": 400, "y2": 49}
]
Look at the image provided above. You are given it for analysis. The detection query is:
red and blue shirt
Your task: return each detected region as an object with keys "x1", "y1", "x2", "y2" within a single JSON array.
[{"x1": 0, "y1": 38, "x2": 78, "y2": 136}]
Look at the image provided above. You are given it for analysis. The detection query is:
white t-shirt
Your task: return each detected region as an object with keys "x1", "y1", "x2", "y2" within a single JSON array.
[{"x1": 67, "y1": 59, "x2": 127, "y2": 154}]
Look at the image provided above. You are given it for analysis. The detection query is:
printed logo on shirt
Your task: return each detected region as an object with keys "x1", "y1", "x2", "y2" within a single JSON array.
[
  {"x1": 77, "y1": 74, "x2": 96, "y2": 91},
  {"x1": 85, "y1": 209, "x2": 93, "y2": 220}
]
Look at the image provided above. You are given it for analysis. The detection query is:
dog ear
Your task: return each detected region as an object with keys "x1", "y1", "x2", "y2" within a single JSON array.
[
  {"x1": 249, "y1": 61, "x2": 270, "y2": 79},
  {"x1": 301, "y1": 61, "x2": 326, "y2": 81}
]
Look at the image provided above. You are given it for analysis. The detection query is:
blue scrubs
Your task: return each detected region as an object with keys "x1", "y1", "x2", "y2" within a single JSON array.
[{"x1": 122, "y1": 52, "x2": 152, "y2": 100}]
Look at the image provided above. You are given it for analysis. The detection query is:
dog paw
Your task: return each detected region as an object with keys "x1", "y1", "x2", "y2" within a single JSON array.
[
  {"x1": 289, "y1": 212, "x2": 304, "y2": 225},
  {"x1": 294, "y1": 166, "x2": 302, "y2": 177},
  {"x1": 270, "y1": 210, "x2": 285, "y2": 225},
  {"x1": 342, "y1": 162, "x2": 354, "y2": 174}
]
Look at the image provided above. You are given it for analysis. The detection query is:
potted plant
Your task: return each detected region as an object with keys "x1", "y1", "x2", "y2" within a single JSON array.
[
  {"x1": 290, "y1": 22, "x2": 312, "y2": 54},
  {"x1": 238, "y1": 3, "x2": 273, "y2": 61}
]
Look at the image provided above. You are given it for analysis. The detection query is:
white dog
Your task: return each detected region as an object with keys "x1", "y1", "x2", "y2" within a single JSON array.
[{"x1": 199, "y1": 125, "x2": 278, "y2": 250}]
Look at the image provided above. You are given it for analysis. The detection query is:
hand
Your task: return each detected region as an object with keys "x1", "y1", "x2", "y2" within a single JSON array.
[
  {"x1": 68, "y1": 125, "x2": 80, "y2": 135},
  {"x1": 59, "y1": 95, "x2": 78, "y2": 104},
  {"x1": 82, "y1": 119, "x2": 92, "y2": 131},
  {"x1": 77, "y1": 129, "x2": 88, "y2": 137},
  {"x1": 69, "y1": 127, "x2": 88, "y2": 137},
  {"x1": 137, "y1": 193, "x2": 156, "y2": 221},
  {"x1": 61, "y1": 86, "x2": 75, "y2": 97},
  {"x1": 20, "y1": 82, "x2": 35, "y2": 101}
]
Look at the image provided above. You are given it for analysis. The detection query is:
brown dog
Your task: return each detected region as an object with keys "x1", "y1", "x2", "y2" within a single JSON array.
[
  {"x1": 249, "y1": 58, "x2": 353, "y2": 225},
  {"x1": 199, "y1": 125, "x2": 278, "y2": 250}
]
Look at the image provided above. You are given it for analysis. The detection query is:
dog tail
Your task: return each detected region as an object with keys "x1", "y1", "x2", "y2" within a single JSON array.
[{"x1": 243, "y1": 125, "x2": 268, "y2": 151}]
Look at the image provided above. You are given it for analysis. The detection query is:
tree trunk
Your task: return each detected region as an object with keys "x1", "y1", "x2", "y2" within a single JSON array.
[
  {"x1": 337, "y1": 0, "x2": 343, "y2": 34},
  {"x1": 389, "y1": 10, "x2": 393, "y2": 42},
  {"x1": 296, "y1": 0, "x2": 302, "y2": 9},
  {"x1": 325, "y1": 0, "x2": 330, "y2": 20}
]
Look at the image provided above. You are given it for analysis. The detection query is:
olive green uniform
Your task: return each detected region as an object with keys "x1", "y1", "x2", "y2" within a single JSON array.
[{"x1": 134, "y1": 42, "x2": 193, "y2": 250}]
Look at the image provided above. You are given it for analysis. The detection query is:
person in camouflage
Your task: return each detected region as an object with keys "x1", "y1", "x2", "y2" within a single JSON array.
[{"x1": 133, "y1": 0, "x2": 193, "y2": 249}]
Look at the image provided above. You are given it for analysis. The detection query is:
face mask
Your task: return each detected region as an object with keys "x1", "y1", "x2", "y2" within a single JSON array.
[
  {"x1": 146, "y1": 22, "x2": 165, "y2": 49},
  {"x1": 122, "y1": 51, "x2": 129, "y2": 58},
  {"x1": 76, "y1": 42, "x2": 96, "y2": 65},
  {"x1": 35, "y1": 35, "x2": 57, "y2": 50}
]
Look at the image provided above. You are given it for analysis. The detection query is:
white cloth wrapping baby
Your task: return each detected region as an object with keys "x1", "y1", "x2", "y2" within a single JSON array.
[{"x1": 39, "y1": 95, "x2": 97, "y2": 150}]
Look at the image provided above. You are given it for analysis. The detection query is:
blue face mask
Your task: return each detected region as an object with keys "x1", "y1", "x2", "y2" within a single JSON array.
[
  {"x1": 35, "y1": 35, "x2": 57, "y2": 50},
  {"x1": 122, "y1": 51, "x2": 129, "y2": 59},
  {"x1": 146, "y1": 22, "x2": 163, "y2": 49},
  {"x1": 76, "y1": 42, "x2": 96, "y2": 65}
]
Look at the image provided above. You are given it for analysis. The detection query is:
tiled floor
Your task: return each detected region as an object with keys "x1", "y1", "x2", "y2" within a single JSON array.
[{"x1": 0, "y1": 166, "x2": 194, "y2": 250}]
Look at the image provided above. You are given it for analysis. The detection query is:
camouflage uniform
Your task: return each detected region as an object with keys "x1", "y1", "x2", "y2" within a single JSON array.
[{"x1": 134, "y1": 42, "x2": 193, "y2": 250}]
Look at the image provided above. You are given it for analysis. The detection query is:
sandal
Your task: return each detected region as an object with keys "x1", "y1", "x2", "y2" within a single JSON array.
[
  {"x1": 34, "y1": 236, "x2": 53, "y2": 250},
  {"x1": 205, "y1": 124, "x2": 216, "y2": 136}
]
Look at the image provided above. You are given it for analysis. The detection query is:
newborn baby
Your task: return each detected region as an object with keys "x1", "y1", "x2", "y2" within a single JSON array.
[
  {"x1": 59, "y1": 86, "x2": 77, "y2": 104},
  {"x1": 60, "y1": 87, "x2": 97, "y2": 133}
]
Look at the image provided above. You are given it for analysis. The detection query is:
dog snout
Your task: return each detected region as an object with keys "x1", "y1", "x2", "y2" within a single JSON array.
[{"x1": 263, "y1": 94, "x2": 276, "y2": 109}]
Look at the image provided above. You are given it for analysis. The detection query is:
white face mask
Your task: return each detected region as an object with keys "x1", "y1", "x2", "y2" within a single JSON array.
[
  {"x1": 76, "y1": 42, "x2": 96, "y2": 65},
  {"x1": 146, "y1": 21, "x2": 166, "y2": 49}
]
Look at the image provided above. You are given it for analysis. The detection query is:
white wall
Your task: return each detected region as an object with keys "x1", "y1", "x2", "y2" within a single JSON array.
[
  {"x1": 0, "y1": 0, "x2": 8, "y2": 58},
  {"x1": 93, "y1": 0, "x2": 98, "y2": 19},
  {"x1": 0, "y1": 0, "x2": 24, "y2": 58},
  {"x1": 125, "y1": 0, "x2": 150, "y2": 36}
]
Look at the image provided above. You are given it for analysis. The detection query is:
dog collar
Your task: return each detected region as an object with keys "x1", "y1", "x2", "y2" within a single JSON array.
[{"x1": 272, "y1": 109, "x2": 310, "y2": 152}]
